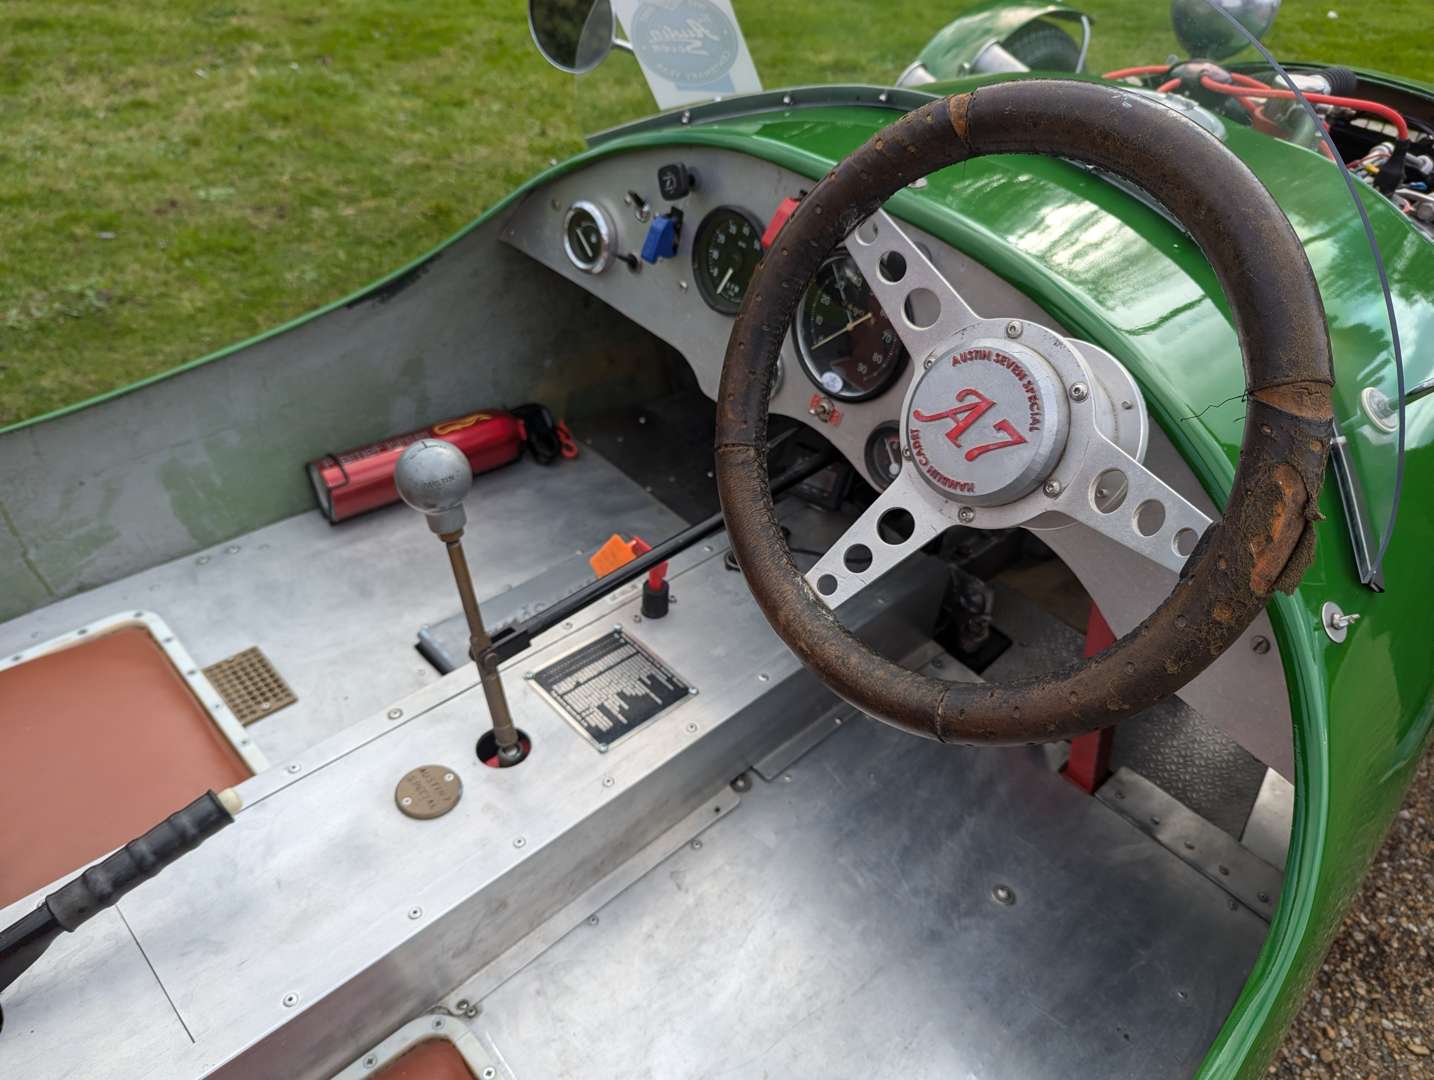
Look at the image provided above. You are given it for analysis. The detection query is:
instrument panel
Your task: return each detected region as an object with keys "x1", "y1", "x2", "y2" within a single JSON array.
[{"x1": 501, "y1": 145, "x2": 1080, "y2": 492}]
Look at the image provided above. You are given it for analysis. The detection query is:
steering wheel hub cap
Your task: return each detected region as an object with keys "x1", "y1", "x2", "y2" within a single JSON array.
[{"x1": 904, "y1": 338, "x2": 1070, "y2": 507}]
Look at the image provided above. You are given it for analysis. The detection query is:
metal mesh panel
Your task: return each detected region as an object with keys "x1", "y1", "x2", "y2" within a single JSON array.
[{"x1": 203, "y1": 647, "x2": 297, "y2": 726}]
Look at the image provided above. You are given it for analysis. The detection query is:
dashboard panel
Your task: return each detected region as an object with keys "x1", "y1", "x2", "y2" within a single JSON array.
[{"x1": 498, "y1": 146, "x2": 1063, "y2": 493}]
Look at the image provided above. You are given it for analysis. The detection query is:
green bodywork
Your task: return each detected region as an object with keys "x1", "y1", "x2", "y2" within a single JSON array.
[
  {"x1": 912, "y1": 0, "x2": 1086, "y2": 78},
  {"x1": 4, "y1": 74, "x2": 1432, "y2": 1077}
]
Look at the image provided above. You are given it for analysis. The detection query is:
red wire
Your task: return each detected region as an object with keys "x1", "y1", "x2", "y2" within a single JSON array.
[
  {"x1": 1102, "y1": 65, "x2": 1171, "y2": 80},
  {"x1": 1198, "y1": 75, "x2": 1409, "y2": 140},
  {"x1": 1156, "y1": 78, "x2": 1180, "y2": 93}
]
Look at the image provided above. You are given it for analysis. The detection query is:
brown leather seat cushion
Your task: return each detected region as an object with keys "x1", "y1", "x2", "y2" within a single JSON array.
[
  {"x1": 0, "y1": 626, "x2": 251, "y2": 908},
  {"x1": 376, "y1": 1039, "x2": 476, "y2": 1080}
]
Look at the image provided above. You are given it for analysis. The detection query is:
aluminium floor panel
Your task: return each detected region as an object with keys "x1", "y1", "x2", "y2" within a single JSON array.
[{"x1": 477, "y1": 713, "x2": 1268, "y2": 1080}]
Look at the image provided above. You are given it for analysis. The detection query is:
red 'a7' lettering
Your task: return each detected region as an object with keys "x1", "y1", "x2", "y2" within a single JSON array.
[{"x1": 912, "y1": 388, "x2": 1028, "y2": 461}]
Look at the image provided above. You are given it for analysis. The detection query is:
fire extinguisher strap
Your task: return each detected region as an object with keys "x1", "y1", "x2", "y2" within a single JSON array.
[{"x1": 511, "y1": 403, "x2": 570, "y2": 466}]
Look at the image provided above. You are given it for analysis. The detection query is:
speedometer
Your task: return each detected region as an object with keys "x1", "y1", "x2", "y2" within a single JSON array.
[
  {"x1": 692, "y1": 206, "x2": 764, "y2": 315},
  {"x1": 795, "y1": 252, "x2": 907, "y2": 402}
]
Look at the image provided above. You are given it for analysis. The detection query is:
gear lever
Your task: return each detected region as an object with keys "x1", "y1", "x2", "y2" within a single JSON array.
[{"x1": 395, "y1": 439, "x2": 527, "y2": 766}]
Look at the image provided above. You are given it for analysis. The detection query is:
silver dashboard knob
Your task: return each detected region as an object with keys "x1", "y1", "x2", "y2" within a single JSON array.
[{"x1": 395, "y1": 439, "x2": 472, "y2": 535}]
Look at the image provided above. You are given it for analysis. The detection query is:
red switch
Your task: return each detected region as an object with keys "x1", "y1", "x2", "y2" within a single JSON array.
[{"x1": 762, "y1": 196, "x2": 802, "y2": 250}]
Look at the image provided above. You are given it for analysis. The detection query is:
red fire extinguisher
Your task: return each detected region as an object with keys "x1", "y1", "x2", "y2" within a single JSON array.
[{"x1": 307, "y1": 410, "x2": 525, "y2": 524}]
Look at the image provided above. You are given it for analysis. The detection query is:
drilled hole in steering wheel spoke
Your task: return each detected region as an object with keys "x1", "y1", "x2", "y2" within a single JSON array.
[
  {"x1": 878, "y1": 251, "x2": 907, "y2": 284},
  {"x1": 877, "y1": 507, "x2": 916, "y2": 544},
  {"x1": 843, "y1": 544, "x2": 874, "y2": 573},
  {"x1": 1091, "y1": 468, "x2": 1129, "y2": 514},
  {"x1": 902, "y1": 288, "x2": 940, "y2": 330},
  {"x1": 853, "y1": 218, "x2": 879, "y2": 246},
  {"x1": 1173, "y1": 527, "x2": 1199, "y2": 557},
  {"x1": 816, "y1": 573, "x2": 839, "y2": 597},
  {"x1": 1134, "y1": 500, "x2": 1166, "y2": 537}
]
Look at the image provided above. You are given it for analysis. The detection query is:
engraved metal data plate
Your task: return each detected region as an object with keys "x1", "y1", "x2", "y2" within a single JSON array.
[{"x1": 531, "y1": 629, "x2": 693, "y2": 751}]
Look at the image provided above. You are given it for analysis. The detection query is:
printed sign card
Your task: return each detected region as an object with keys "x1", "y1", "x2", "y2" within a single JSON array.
[{"x1": 611, "y1": 0, "x2": 763, "y2": 109}]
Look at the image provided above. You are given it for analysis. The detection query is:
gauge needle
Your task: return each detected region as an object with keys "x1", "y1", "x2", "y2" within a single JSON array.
[
  {"x1": 717, "y1": 267, "x2": 734, "y2": 294},
  {"x1": 810, "y1": 311, "x2": 872, "y2": 351},
  {"x1": 576, "y1": 231, "x2": 594, "y2": 259}
]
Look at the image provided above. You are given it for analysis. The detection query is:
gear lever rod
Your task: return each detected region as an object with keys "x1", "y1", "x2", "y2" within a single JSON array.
[{"x1": 396, "y1": 439, "x2": 527, "y2": 766}]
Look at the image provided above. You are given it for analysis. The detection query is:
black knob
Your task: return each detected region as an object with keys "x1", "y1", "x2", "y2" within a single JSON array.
[{"x1": 657, "y1": 163, "x2": 697, "y2": 200}]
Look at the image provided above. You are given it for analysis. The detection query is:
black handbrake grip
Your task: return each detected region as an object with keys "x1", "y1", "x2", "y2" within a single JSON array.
[{"x1": 0, "y1": 787, "x2": 240, "y2": 1031}]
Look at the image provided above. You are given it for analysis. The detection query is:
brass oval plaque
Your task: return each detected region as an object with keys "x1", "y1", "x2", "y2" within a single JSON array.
[{"x1": 394, "y1": 765, "x2": 462, "y2": 820}]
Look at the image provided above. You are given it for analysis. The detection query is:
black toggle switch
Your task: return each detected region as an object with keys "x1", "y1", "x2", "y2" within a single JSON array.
[{"x1": 657, "y1": 162, "x2": 697, "y2": 200}]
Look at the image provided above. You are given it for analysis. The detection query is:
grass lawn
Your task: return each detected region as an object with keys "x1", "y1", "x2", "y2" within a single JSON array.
[{"x1": 0, "y1": 0, "x2": 1426, "y2": 426}]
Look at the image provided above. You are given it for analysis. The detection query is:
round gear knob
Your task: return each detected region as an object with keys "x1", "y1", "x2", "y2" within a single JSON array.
[{"x1": 395, "y1": 438, "x2": 473, "y2": 535}]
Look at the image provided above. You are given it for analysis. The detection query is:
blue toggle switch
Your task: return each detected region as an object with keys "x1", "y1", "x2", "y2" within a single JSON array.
[{"x1": 641, "y1": 210, "x2": 682, "y2": 264}]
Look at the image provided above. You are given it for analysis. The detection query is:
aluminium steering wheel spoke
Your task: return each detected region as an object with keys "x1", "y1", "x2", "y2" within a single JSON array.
[
  {"x1": 843, "y1": 209, "x2": 980, "y2": 368},
  {"x1": 1053, "y1": 430, "x2": 1213, "y2": 575},
  {"x1": 803, "y1": 472, "x2": 948, "y2": 609}
]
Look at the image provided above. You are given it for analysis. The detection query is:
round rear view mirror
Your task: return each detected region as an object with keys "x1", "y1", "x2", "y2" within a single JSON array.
[{"x1": 528, "y1": 0, "x2": 616, "y2": 75}]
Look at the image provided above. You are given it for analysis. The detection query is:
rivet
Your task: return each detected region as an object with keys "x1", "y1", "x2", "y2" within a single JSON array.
[
  {"x1": 363, "y1": 1054, "x2": 378, "y2": 1069},
  {"x1": 588, "y1": 914, "x2": 600, "y2": 926},
  {"x1": 691, "y1": 838, "x2": 703, "y2": 850},
  {"x1": 1005, "y1": 320, "x2": 1022, "y2": 338},
  {"x1": 444, "y1": 773, "x2": 455, "y2": 783},
  {"x1": 757, "y1": 672, "x2": 770, "y2": 682},
  {"x1": 482, "y1": 1070, "x2": 497, "y2": 1080},
  {"x1": 433, "y1": 1018, "x2": 444, "y2": 1030},
  {"x1": 923, "y1": 355, "x2": 935, "y2": 369},
  {"x1": 685, "y1": 721, "x2": 699, "y2": 734},
  {"x1": 1070, "y1": 383, "x2": 1089, "y2": 402},
  {"x1": 400, "y1": 796, "x2": 413, "y2": 807},
  {"x1": 387, "y1": 708, "x2": 404, "y2": 720},
  {"x1": 1258, "y1": 891, "x2": 1271, "y2": 903},
  {"x1": 602, "y1": 776, "x2": 615, "y2": 788},
  {"x1": 958, "y1": 507, "x2": 975, "y2": 524},
  {"x1": 408, "y1": 906, "x2": 423, "y2": 919},
  {"x1": 282, "y1": 992, "x2": 299, "y2": 1008},
  {"x1": 991, "y1": 884, "x2": 1016, "y2": 905},
  {"x1": 286, "y1": 762, "x2": 302, "y2": 774},
  {"x1": 513, "y1": 837, "x2": 526, "y2": 848},
  {"x1": 902, "y1": 447, "x2": 913, "y2": 460},
  {"x1": 1120, "y1": 399, "x2": 1134, "y2": 410},
  {"x1": 782, "y1": 94, "x2": 793, "y2": 105}
]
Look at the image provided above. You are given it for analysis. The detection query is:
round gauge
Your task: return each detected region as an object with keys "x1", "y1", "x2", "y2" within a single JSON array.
[
  {"x1": 563, "y1": 200, "x2": 614, "y2": 274},
  {"x1": 864, "y1": 423, "x2": 904, "y2": 490},
  {"x1": 692, "y1": 206, "x2": 765, "y2": 315},
  {"x1": 795, "y1": 252, "x2": 908, "y2": 402}
]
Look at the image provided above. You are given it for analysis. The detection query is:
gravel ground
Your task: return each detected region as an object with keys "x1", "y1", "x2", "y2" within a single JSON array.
[{"x1": 1272, "y1": 754, "x2": 1434, "y2": 1078}]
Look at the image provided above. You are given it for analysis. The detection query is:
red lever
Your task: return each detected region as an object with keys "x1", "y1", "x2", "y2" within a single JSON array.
[
  {"x1": 628, "y1": 536, "x2": 668, "y2": 591},
  {"x1": 762, "y1": 196, "x2": 802, "y2": 250}
]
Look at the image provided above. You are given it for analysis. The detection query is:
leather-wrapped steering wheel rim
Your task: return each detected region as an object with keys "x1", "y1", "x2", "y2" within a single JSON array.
[{"x1": 715, "y1": 79, "x2": 1333, "y2": 744}]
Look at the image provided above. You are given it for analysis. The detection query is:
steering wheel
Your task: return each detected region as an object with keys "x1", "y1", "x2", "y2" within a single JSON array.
[{"x1": 715, "y1": 79, "x2": 1333, "y2": 744}]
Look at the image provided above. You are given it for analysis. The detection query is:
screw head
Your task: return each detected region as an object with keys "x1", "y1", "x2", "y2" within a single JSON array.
[
  {"x1": 902, "y1": 446, "x2": 913, "y2": 460},
  {"x1": 482, "y1": 1069, "x2": 497, "y2": 1080},
  {"x1": 731, "y1": 773, "x2": 753, "y2": 793},
  {"x1": 685, "y1": 721, "x2": 699, "y2": 734},
  {"x1": 286, "y1": 762, "x2": 302, "y2": 774},
  {"x1": 1042, "y1": 479, "x2": 1062, "y2": 498},
  {"x1": 408, "y1": 906, "x2": 422, "y2": 920},
  {"x1": 991, "y1": 884, "x2": 1016, "y2": 906},
  {"x1": 957, "y1": 507, "x2": 975, "y2": 524},
  {"x1": 1005, "y1": 320, "x2": 1022, "y2": 338},
  {"x1": 513, "y1": 836, "x2": 526, "y2": 849},
  {"x1": 387, "y1": 708, "x2": 403, "y2": 720},
  {"x1": 363, "y1": 1054, "x2": 378, "y2": 1069},
  {"x1": 282, "y1": 992, "x2": 299, "y2": 1008},
  {"x1": 1069, "y1": 383, "x2": 1089, "y2": 402},
  {"x1": 1251, "y1": 635, "x2": 1271, "y2": 655},
  {"x1": 602, "y1": 776, "x2": 615, "y2": 788},
  {"x1": 923, "y1": 355, "x2": 935, "y2": 369}
]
